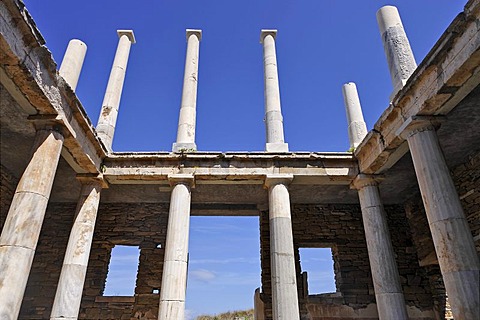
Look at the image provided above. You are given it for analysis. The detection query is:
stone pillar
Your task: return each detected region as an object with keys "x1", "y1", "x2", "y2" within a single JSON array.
[
  {"x1": 158, "y1": 174, "x2": 194, "y2": 320},
  {"x1": 260, "y1": 30, "x2": 289, "y2": 152},
  {"x1": 0, "y1": 125, "x2": 64, "y2": 319},
  {"x1": 342, "y1": 82, "x2": 368, "y2": 150},
  {"x1": 50, "y1": 175, "x2": 104, "y2": 320},
  {"x1": 173, "y1": 29, "x2": 202, "y2": 153},
  {"x1": 264, "y1": 174, "x2": 299, "y2": 320},
  {"x1": 351, "y1": 175, "x2": 408, "y2": 320},
  {"x1": 59, "y1": 39, "x2": 87, "y2": 91},
  {"x1": 96, "y1": 30, "x2": 135, "y2": 152},
  {"x1": 376, "y1": 6, "x2": 417, "y2": 98},
  {"x1": 397, "y1": 117, "x2": 480, "y2": 319}
]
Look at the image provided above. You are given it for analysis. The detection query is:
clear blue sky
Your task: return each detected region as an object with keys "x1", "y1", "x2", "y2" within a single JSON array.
[{"x1": 23, "y1": 0, "x2": 465, "y2": 318}]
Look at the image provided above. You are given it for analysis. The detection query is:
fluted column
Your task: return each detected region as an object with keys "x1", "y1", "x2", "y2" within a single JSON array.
[
  {"x1": 158, "y1": 174, "x2": 194, "y2": 320},
  {"x1": 96, "y1": 30, "x2": 135, "y2": 152},
  {"x1": 0, "y1": 125, "x2": 64, "y2": 319},
  {"x1": 377, "y1": 6, "x2": 417, "y2": 98},
  {"x1": 260, "y1": 30, "x2": 289, "y2": 152},
  {"x1": 264, "y1": 174, "x2": 299, "y2": 320},
  {"x1": 342, "y1": 82, "x2": 368, "y2": 149},
  {"x1": 50, "y1": 175, "x2": 104, "y2": 320},
  {"x1": 351, "y1": 175, "x2": 408, "y2": 319},
  {"x1": 398, "y1": 117, "x2": 480, "y2": 319},
  {"x1": 59, "y1": 39, "x2": 87, "y2": 91},
  {"x1": 173, "y1": 29, "x2": 202, "y2": 153}
]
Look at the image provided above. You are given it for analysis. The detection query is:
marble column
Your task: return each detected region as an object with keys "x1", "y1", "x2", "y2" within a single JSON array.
[
  {"x1": 342, "y1": 82, "x2": 368, "y2": 150},
  {"x1": 50, "y1": 175, "x2": 104, "y2": 320},
  {"x1": 59, "y1": 39, "x2": 87, "y2": 91},
  {"x1": 0, "y1": 125, "x2": 64, "y2": 319},
  {"x1": 351, "y1": 175, "x2": 408, "y2": 319},
  {"x1": 260, "y1": 30, "x2": 289, "y2": 152},
  {"x1": 376, "y1": 6, "x2": 417, "y2": 98},
  {"x1": 398, "y1": 117, "x2": 480, "y2": 319},
  {"x1": 264, "y1": 174, "x2": 299, "y2": 320},
  {"x1": 158, "y1": 174, "x2": 194, "y2": 320},
  {"x1": 173, "y1": 29, "x2": 202, "y2": 153},
  {"x1": 96, "y1": 30, "x2": 135, "y2": 152}
]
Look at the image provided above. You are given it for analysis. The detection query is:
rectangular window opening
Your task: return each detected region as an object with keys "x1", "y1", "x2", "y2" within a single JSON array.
[
  {"x1": 103, "y1": 245, "x2": 140, "y2": 296},
  {"x1": 299, "y1": 247, "x2": 336, "y2": 295}
]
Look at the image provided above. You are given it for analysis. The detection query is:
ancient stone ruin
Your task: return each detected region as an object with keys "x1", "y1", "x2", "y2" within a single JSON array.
[{"x1": 1, "y1": 0, "x2": 479, "y2": 319}]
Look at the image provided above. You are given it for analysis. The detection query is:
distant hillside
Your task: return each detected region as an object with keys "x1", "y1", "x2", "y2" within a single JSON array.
[{"x1": 195, "y1": 309, "x2": 254, "y2": 320}]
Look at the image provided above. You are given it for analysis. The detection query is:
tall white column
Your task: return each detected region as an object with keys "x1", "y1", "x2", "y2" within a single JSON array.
[
  {"x1": 351, "y1": 175, "x2": 408, "y2": 320},
  {"x1": 50, "y1": 175, "x2": 104, "y2": 320},
  {"x1": 260, "y1": 30, "x2": 289, "y2": 152},
  {"x1": 158, "y1": 174, "x2": 194, "y2": 320},
  {"x1": 173, "y1": 29, "x2": 202, "y2": 153},
  {"x1": 0, "y1": 125, "x2": 64, "y2": 319},
  {"x1": 342, "y1": 82, "x2": 368, "y2": 150},
  {"x1": 59, "y1": 39, "x2": 87, "y2": 91},
  {"x1": 376, "y1": 6, "x2": 417, "y2": 98},
  {"x1": 398, "y1": 117, "x2": 480, "y2": 319},
  {"x1": 264, "y1": 174, "x2": 299, "y2": 320},
  {"x1": 96, "y1": 30, "x2": 135, "y2": 152}
]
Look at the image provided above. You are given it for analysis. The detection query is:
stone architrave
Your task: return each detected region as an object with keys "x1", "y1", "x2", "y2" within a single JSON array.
[
  {"x1": 172, "y1": 30, "x2": 202, "y2": 153},
  {"x1": 264, "y1": 174, "x2": 299, "y2": 320},
  {"x1": 376, "y1": 6, "x2": 417, "y2": 98},
  {"x1": 260, "y1": 30, "x2": 289, "y2": 152},
  {"x1": 50, "y1": 175, "x2": 105, "y2": 320},
  {"x1": 397, "y1": 117, "x2": 480, "y2": 319},
  {"x1": 351, "y1": 175, "x2": 408, "y2": 320},
  {"x1": 0, "y1": 125, "x2": 64, "y2": 319},
  {"x1": 158, "y1": 174, "x2": 195, "y2": 320},
  {"x1": 96, "y1": 30, "x2": 135, "y2": 152},
  {"x1": 59, "y1": 39, "x2": 87, "y2": 91}
]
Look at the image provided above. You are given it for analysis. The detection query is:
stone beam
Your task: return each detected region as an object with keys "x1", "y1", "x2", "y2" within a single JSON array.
[
  {"x1": 355, "y1": 0, "x2": 480, "y2": 174},
  {"x1": 0, "y1": 1, "x2": 105, "y2": 173}
]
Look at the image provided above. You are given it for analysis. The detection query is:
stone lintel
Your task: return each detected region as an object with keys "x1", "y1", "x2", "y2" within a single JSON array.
[
  {"x1": 168, "y1": 174, "x2": 195, "y2": 188},
  {"x1": 117, "y1": 30, "x2": 136, "y2": 44},
  {"x1": 396, "y1": 115, "x2": 445, "y2": 139},
  {"x1": 172, "y1": 142, "x2": 197, "y2": 153},
  {"x1": 260, "y1": 29, "x2": 277, "y2": 43},
  {"x1": 264, "y1": 174, "x2": 293, "y2": 189},
  {"x1": 266, "y1": 142, "x2": 289, "y2": 152},
  {"x1": 186, "y1": 29, "x2": 202, "y2": 41},
  {"x1": 350, "y1": 174, "x2": 384, "y2": 190},
  {"x1": 76, "y1": 173, "x2": 109, "y2": 188}
]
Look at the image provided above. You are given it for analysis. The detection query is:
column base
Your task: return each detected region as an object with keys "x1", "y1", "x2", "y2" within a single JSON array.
[
  {"x1": 266, "y1": 142, "x2": 289, "y2": 152},
  {"x1": 172, "y1": 142, "x2": 197, "y2": 153}
]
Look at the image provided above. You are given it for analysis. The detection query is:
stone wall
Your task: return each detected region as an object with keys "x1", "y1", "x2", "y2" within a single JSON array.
[
  {"x1": 16, "y1": 202, "x2": 169, "y2": 320},
  {"x1": 259, "y1": 204, "x2": 437, "y2": 320},
  {"x1": 0, "y1": 164, "x2": 17, "y2": 226}
]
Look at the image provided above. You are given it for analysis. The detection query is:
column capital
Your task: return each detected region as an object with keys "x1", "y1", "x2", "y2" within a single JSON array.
[
  {"x1": 396, "y1": 115, "x2": 445, "y2": 139},
  {"x1": 260, "y1": 29, "x2": 277, "y2": 43},
  {"x1": 168, "y1": 174, "x2": 195, "y2": 188},
  {"x1": 117, "y1": 30, "x2": 136, "y2": 44},
  {"x1": 264, "y1": 174, "x2": 293, "y2": 188},
  {"x1": 186, "y1": 29, "x2": 202, "y2": 41},
  {"x1": 27, "y1": 114, "x2": 65, "y2": 136},
  {"x1": 351, "y1": 174, "x2": 384, "y2": 190},
  {"x1": 76, "y1": 173, "x2": 109, "y2": 188}
]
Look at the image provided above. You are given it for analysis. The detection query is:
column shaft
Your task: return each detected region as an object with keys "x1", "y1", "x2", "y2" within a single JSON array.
[
  {"x1": 406, "y1": 127, "x2": 480, "y2": 319},
  {"x1": 261, "y1": 30, "x2": 288, "y2": 152},
  {"x1": 50, "y1": 178, "x2": 103, "y2": 320},
  {"x1": 96, "y1": 31, "x2": 135, "y2": 151},
  {"x1": 265, "y1": 175, "x2": 299, "y2": 320},
  {"x1": 376, "y1": 6, "x2": 417, "y2": 97},
  {"x1": 354, "y1": 177, "x2": 408, "y2": 319},
  {"x1": 158, "y1": 175, "x2": 193, "y2": 320},
  {"x1": 173, "y1": 30, "x2": 202, "y2": 152},
  {"x1": 0, "y1": 127, "x2": 64, "y2": 319},
  {"x1": 342, "y1": 82, "x2": 368, "y2": 149},
  {"x1": 59, "y1": 39, "x2": 87, "y2": 91}
]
